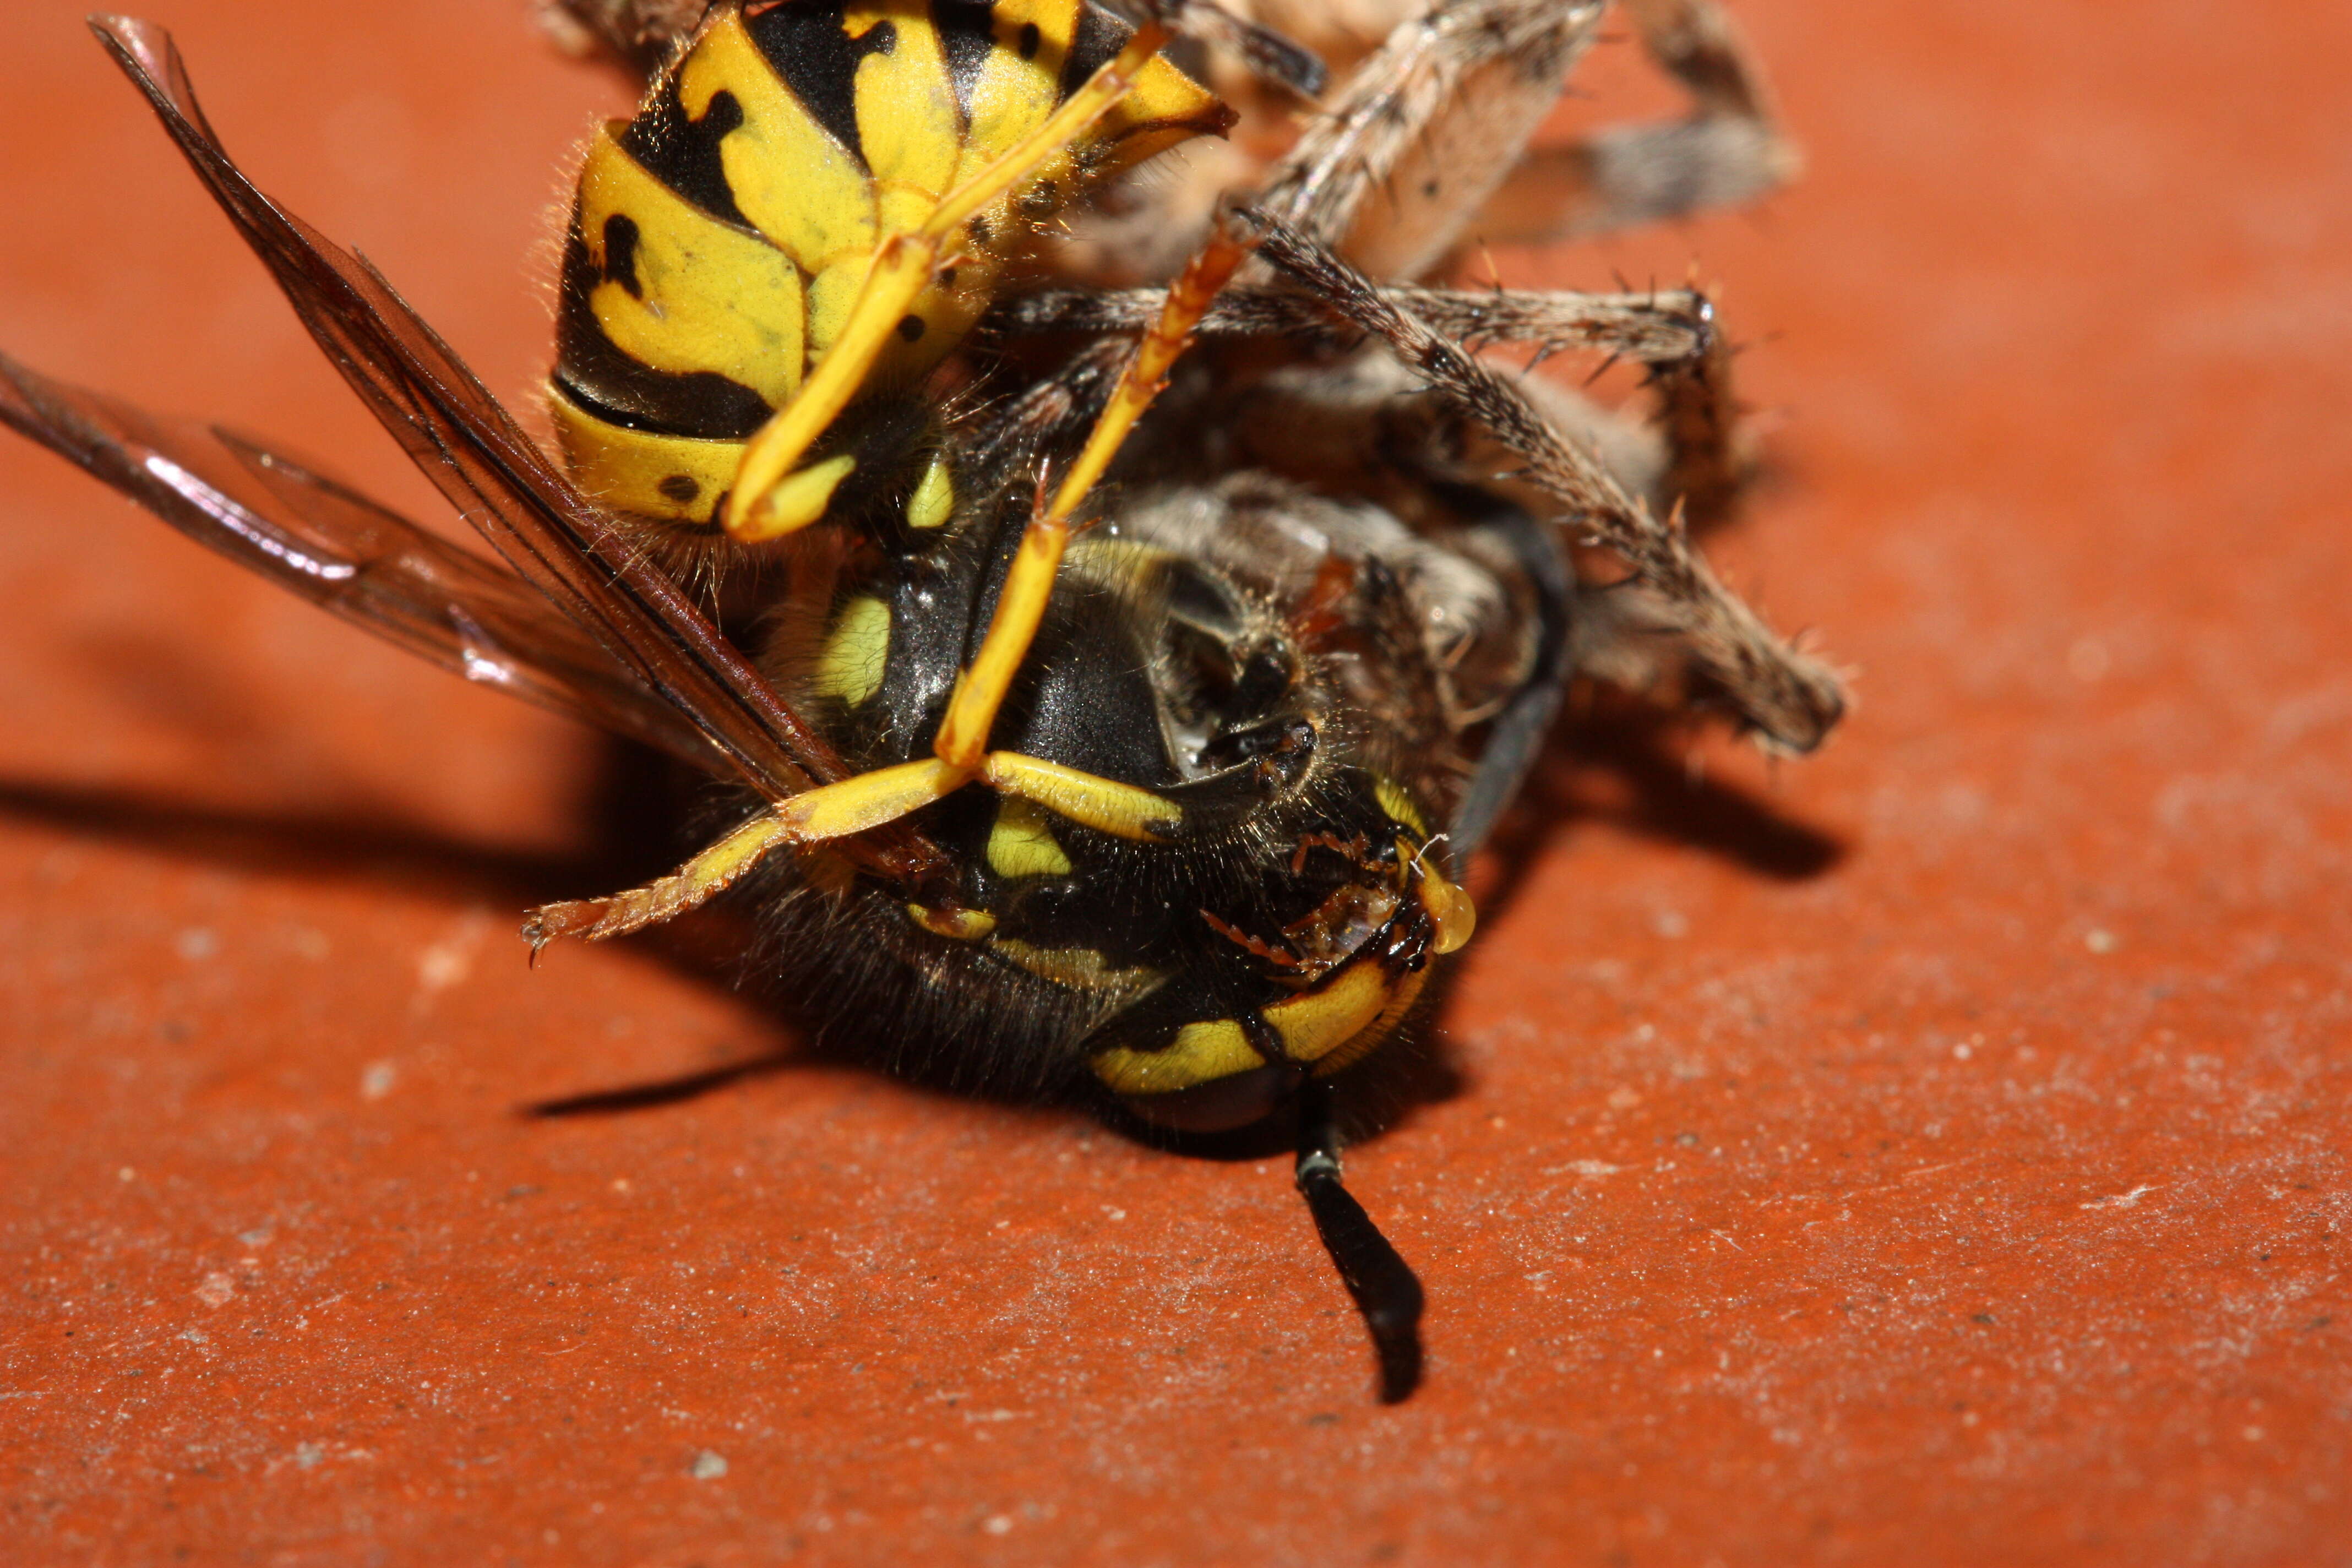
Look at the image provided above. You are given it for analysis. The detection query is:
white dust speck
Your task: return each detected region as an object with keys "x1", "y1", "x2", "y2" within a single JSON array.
[
  {"x1": 2084, "y1": 928, "x2": 2120, "y2": 954},
  {"x1": 691, "y1": 1450, "x2": 729, "y2": 1480},
  {"x1": 194, "y1": 1272, "x2": 236, "y2": 1308},
  {"x1": 2081, "y1": 1184, "x2": 2158, "y2": 1210},
  {"x1": 415, "y1": 910, "x2": 491, "y2": 996},
  {"x1": 360, "y1": 1060, "x2": 398, "y2": 1102},
  {"x1": 984, "y1": 1515, "x2": 1014, "y2": 1536}
]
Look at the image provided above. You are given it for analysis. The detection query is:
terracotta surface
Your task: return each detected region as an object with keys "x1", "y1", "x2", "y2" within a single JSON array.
[{"x1": 3, "y1": 2, "x2": 2347, "y2": 1564}]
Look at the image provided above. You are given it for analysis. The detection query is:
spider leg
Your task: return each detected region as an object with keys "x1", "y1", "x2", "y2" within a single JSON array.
[
  {"x1": 1468, "y1": 0, "x2": 1800, "y2": 246},
  {"x1": 1245, "y1": 211, "x2": 1842, "y2": 754},
  {"x1": 988, "y1": 282, "x2": 1713, "y2": 364},
  {"x1": 990, "y1": 279, "x2": 1743, "y2": 516},
  {"x1": 1255, "y1": 0, "x2": 1611, "y2": 279}
]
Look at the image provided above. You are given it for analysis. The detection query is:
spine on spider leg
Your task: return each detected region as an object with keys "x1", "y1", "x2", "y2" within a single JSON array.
[
  {"x1": 1644, "y1": 288, "x2": 1750, "y2": 527},
  {"x1": 542, "y1": 0, "x2": 1228, "y2": 543}
]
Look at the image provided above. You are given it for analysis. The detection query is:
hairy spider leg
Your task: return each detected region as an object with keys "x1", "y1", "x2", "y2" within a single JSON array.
[
  {"x1": 526, "y1": 221, "x2": 1254, "y2": 948},
  {"x1": 721, "y1": 18, "x2": 1177, "y2": 543}
]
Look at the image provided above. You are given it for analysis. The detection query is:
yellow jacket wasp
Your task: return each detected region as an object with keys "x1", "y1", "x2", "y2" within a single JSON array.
[{"x1": 2, "y1": 0, "x2": 1841, "y2": 1401}]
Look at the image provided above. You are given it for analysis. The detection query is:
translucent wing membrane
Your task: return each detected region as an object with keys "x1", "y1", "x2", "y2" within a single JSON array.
[
  {"x1": 84, "y1": 15, "x2": 948, "y2": 888},
  {"x1": 0, "y1": 355, "x2": 728, "y2": 772}
]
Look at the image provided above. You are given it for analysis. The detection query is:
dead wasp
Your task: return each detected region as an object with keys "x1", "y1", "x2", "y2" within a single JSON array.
[{"x1": 3, "y1": 0, "x2": 1843, "y2": 1402}]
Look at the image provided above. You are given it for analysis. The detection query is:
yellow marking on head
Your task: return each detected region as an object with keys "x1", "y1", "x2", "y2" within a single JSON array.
[
  {"x1": 987, "y1": 938, "x2": 1157, "y2": 994},
  {"x1": 1311, "y1": 968, "x2": 1427, "y2": 1079},
  {"x1": 1373, "y1": 775, "x2": 1428, "y2": 836},
  {"x1": 908, "y1": 902, "x2": 995, "y2": 940},
  {"x1": 905, "y1": 454, "x2": 955, "y2": 529},
  {"x1": 576, "y1": 130, "x2": 807, "y2": 409},
  {"x1": 1262, "y1": 959, "x2": 1394, "y2": 1066},
  {"x1": 547, "y1": 383, "x2": 743, "y2": 525},
  {"x1": 815, "y1": 595, "x2": 892, "y2": 707},
  {"x1": 987, "y1": 797, "x2": 1073, "y2": 879},
  {"x1": 1090, "y1": 1018, "x2": 1262, "y2": 1096},
  {"x1": 981, "y1": 752, "x2": 1177, "y2": 841}
]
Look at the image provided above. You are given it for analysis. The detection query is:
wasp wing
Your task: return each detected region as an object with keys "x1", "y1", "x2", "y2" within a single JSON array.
[
  {"x1": 0, "y1": 353, "x2": 733, "y2": 772},
  {"x1": 85, "y1": 16, "x2": 945, "y2": 885}
]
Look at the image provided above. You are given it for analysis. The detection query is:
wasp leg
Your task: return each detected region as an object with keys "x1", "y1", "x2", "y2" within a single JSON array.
[
  {"x1": 933, "y1": 222, "x2": 1254, "y2": 769},
  {"x1": 1466, "y1": 0, "x2": 1799, "y2": 247},
  {"x1": 524, "y1": 758, "x2": 968, "y2": 946},
  {"x1": 524, "y1": 805, "x2": 803, "y2": 948},
  {"x1": 723, "y1": 19, "x2": 1180, "y2": 543},
  {"x1": 977, "y1": 754, "x2": 1177, "y2": 841}
]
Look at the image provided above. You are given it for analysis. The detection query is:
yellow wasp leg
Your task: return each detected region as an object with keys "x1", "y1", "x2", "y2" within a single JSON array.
[
  {"x1": 723, "y1": 20, "x2": 1178, "y2": 543},
  {"x1": 523, "y1": 808, "x2": 802, "y2": 948},
  {"x1": 933, "y1": 222, "x2": 1253, "y2": 772},
  {"x1": 523, "y1": 759, "x2": 967, "y2": 947},
  {"x1": 979, "y1": 753, "x2": 1177, "y2": 841}
]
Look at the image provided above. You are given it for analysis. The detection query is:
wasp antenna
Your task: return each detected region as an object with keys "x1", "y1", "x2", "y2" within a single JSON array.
[{"x1": 1294, "y1": 1082, "x2": 1424, "y2": 1404}]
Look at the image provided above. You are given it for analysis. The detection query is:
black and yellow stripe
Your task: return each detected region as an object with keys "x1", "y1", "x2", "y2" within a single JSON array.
[{"x1": 548, "y1": 0, "x2": 1229, "y2": 532}]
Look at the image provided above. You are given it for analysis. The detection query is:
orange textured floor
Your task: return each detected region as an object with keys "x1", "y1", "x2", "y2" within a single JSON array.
[{"x1": 2, "y1": 2, "x2": 2347, "y2": 1564}]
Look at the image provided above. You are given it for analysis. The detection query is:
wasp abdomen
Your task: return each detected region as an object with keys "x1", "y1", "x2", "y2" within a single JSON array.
[{"x1": 548, "y1": 0, "x2": 1231, "y2": 535}]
